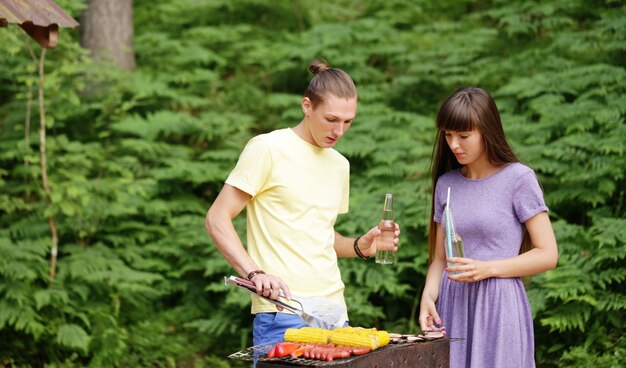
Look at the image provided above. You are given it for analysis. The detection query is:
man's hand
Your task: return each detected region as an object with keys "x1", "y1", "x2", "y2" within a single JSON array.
[
  {"x1": 357, "y1": 223, "x2": 401, "y2": 258},
  {"x1": 249, "y1": 273, "x2": 292, "y2": 305}
]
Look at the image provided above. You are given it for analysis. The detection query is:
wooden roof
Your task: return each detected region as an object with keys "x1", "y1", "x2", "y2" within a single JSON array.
[{"x1": 0, "y1": 0, "x2": 79, "y2": 48}]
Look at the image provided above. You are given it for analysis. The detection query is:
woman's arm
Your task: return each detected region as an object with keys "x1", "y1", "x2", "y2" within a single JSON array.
[
  {"x1": 419, "y1": 223, "x2": 447, "y2": 331},
  {"x1": 447, "y1": 211, "x2": 558, "y2": 282}
]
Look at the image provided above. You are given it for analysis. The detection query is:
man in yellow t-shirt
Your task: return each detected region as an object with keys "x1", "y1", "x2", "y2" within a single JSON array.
[{"x1": 205, "y1": 59, "x2": 399, "y2": 346}]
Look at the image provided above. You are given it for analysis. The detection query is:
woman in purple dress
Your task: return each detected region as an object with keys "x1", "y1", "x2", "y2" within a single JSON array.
[{"x1": 419, "y1": 87, "x2": 558, "y2": 368}]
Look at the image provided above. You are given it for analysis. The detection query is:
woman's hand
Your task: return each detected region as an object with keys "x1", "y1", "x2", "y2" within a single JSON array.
[
  {"x1": 446, "y1": 257, "x2": 494, "y2": 282},
  {"x1": 418, "y1": 295, "x2": 445, "y2": 333}
]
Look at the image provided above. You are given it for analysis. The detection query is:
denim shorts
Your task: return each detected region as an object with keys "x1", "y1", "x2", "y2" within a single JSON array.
[{"x1": 253, "y1": 312, "x2": 308, "y2": 346}]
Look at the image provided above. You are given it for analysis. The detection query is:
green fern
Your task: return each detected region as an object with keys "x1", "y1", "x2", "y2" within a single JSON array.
[{"x1": 0, "y1": 0, "x2": 624, "y2": 366}]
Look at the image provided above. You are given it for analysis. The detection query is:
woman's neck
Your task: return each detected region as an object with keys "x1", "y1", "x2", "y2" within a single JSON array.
[{"x1": 460, "y1": 159, "x2": 502, "y2": 179}]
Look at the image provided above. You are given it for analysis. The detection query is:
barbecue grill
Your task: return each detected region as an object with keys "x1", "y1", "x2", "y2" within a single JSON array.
[{"x1": 229, "y1": 336, "x2": 454, "y2": 367}]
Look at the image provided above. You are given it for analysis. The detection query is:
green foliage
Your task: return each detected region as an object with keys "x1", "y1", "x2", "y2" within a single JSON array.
[
  {"x1": 56, "y1": 324, "x2": 90, "y2": 353},
  {"x1": 0, "y1": 0, "x2": 624, "y2": 366}
]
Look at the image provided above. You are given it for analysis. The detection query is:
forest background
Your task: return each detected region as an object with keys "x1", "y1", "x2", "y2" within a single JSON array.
[{"x1": 0, "y1": 0, "x2": 624, "y2": 367}]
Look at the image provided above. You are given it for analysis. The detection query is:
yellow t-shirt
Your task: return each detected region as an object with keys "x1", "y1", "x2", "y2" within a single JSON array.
[{"x1": 226, "y1": 128, "x2": 350, "y2": 316}]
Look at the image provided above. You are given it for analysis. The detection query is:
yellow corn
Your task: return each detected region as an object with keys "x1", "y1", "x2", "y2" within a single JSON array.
[
  {"x1": 330, "y1": 331, "x2": 380, "y2": 349},
  {"x1": 331, "y1": 326, "x2": 357, "y2": 333},
  {"x1": 284, "y1": 326, "x2": 391, "y2": 350},
  {"x1": 376, "y1": 330, "x2": 390, "y2": 347},
  {"x1": 328, "y1": 328, "x2": 391, "y2": 350},
  {"x1": 284, "y1": 327, "x2": 332, "y2": 345},
  {"x1": 333, "y1": 326, "x2": 376, "y2": 334}
]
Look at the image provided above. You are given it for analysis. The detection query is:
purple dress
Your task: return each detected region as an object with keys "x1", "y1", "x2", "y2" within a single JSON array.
[{"x1": 434, "y1": 163, "x2": 548, "y2": 368}]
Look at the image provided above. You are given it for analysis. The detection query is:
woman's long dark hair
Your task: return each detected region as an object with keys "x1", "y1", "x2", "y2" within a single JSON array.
[{"x1": 427, "y1": 87, "x2": 532, "y2": 263}]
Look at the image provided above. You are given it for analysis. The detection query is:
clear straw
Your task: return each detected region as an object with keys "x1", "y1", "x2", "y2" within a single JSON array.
[{"x1": 445, "y1": 187, "x2": 453, "y2": 259}]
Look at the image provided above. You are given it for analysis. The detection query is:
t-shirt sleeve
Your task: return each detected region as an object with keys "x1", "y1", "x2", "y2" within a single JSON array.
[
  {"x1": 513, "y1": 171, "x2": 549, "y2": 223},
  {"x1": 225, "y1": 137, "x2": 272, "y2": 197},
  {"x1": 433, "y1": 178, "x2": 444, "y2": 224}
]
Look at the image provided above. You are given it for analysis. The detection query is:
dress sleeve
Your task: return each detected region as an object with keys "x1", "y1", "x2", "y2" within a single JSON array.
[
  {"x1": 225, "y1": 137, "x2": 272, "y2": 197},
  {"x1": 512, "y1": 171, "x2": 549, "y2": 223}
]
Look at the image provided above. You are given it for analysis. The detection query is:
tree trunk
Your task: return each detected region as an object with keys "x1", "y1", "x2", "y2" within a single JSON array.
[{"x1": 80, "y1": 0, "x2": 136, "y2": 70}]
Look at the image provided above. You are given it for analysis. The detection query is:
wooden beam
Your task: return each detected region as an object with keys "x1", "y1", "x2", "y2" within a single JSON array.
[{"x1": 19, "y1": 21, "x2": 58, "y2": 48}]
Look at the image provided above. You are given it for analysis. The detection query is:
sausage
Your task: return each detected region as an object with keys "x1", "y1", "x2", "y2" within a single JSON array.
[
  {"x1": 307, "y1": 346, "x2": 348, "y2": 362},
  {"x1": 303, "y1": 346, "x2": 312, "y2": 359},
  {"x1": 319, "y1": 346, "x2": 332, "y2": 361},
  {"x1": 303, "y1": 344, "x2": 325, "y2": 359},
  {"x1": 298, "y1": 344, "x2": 361, "y2": 362},
  {"x1": 326, "y1": 349, "x2": 350, "y2": 362},
  {"x1": 350, "y1": 347, "x2": 371, "y2": 355},
  {"x1": 312, "y1": 346, "x2": 325, "y2": 360}
]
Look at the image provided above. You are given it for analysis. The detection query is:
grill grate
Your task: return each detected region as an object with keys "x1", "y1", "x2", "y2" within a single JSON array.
[{"x1": 228, "y1": 341, "x2": 365, "y2": 366}]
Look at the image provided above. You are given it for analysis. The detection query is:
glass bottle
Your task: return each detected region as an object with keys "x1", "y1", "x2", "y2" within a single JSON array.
[
  {"x1": 375, "y1": 193, "x2": 396, "y2": 264},
  {"x1": 446, "y1": 214, "x2": 464, "y2": 260},
  {"x1": 444, "y1": 191, "x2": 464, "y2": 274}
]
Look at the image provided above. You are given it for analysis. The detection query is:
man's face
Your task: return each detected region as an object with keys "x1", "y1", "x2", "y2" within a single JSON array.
[{"x1": 302, "y1": 95, "x2": 357, "y2": 148}]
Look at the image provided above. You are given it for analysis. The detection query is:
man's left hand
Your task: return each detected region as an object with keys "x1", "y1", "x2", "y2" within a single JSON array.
[{"x1": 357, "y1": 223, "x2": 400, "y2": 258}]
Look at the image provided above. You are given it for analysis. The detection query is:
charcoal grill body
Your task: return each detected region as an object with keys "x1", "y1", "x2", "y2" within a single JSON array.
[{"x1": 256, "y1": 339, "x2": 450, "y2": 368}]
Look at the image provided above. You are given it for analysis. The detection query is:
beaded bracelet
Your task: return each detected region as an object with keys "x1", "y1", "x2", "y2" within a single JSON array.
[
  {"x1": 246, "y1": 269, "x2": 266, "y2": 281},
  {"x1": 353, "y1": 235, "x2": 369, "y2": 259}
]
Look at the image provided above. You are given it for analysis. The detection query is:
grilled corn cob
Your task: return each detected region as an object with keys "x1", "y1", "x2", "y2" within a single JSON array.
[
  {"x1": 332, "y1": 326, "x2": 375, "y2": 334},
  {"x1": 330, "y1": 331, "x2": 379, "y2": 349},
  {"x1": 329, "y1": 330, "x2": 390, "y2": 350},
  {"x1": 284, "y1": 326, "x2": 391, "y2": 351},
  {"x1": 376, "y1": 330, "x2": 391, "y2": 347},
  {"x1": 284, "y1": 327, "x2": 332, "y2": 345}
]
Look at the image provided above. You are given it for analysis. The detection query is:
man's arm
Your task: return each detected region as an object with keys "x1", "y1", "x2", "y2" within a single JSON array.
[
  {"x1": 333, "y1": 224, "x2": 400, "y2": 258},
  {"x1": 205, "y1": 184, "x2": 291, "y2": 299},
  {"x1": 205, "y1": 184, "x2": 258, "y2": 277}
]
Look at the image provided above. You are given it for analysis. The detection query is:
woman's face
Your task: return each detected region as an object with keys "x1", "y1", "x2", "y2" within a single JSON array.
[
  {"x1": 301, "y1": 95, "x2": 357, "y2": 148},
  {"x1": 444, "y1": 128, "x2": 486, "y2": 166}
]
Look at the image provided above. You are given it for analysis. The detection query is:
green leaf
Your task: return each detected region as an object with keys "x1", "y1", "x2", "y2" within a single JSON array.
[{"x1": 56, "y1": 324, "x2": 91, "y2": 353}]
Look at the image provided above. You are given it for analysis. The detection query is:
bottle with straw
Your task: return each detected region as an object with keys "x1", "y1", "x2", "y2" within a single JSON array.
[{"x1": 445, "y1": 187, "x2": 464, "y2": 274}]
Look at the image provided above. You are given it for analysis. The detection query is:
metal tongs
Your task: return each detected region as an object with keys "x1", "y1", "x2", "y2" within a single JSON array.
[{"x1": 224, "y1": 276, "x2": 327, "y2": 328}]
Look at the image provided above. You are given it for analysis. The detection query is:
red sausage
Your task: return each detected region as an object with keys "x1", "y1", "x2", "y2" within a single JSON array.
[{"x1": 350, "y1": 347, "x2": 371, "y2": 355}]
